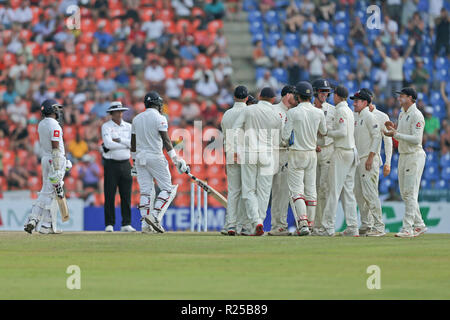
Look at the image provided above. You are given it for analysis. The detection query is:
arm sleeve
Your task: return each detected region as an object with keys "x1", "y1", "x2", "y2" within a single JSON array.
[
  {"x1": 394, "y1": 114, "x2": 424, "y2": 145},
  {"x1": 327, "y1": 109, "x2": 346, "y2": 138},
  {"x1": 102, "y1": 124, "x2": 127, "y2": 150},
  {"x1": 50, "y1": 123, "x2": 62, "y2": 142},
  {"x1": 120, "y1": 125, "x2": 132, "y2": 148},
  {"x1": 382, "y1": 115, "x2": 393, "y2": 165},
  {"x1": 318, "y1": 112, "x2": 327, "y2": 136},
  {"x1": 281, "y1": 111, "x2": 294, "y2": 142},
  {"x1": 232, "y1": 109, "x2": 246, "y2": 130},
  {"x1": 366, "y1": 113, "x2": 382, "y2": 154},
  {"x1": 157, "y1": 116, "x2": 168, "y2": 132}
]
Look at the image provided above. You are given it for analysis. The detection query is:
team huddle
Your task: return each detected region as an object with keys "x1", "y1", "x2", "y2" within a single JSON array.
[
  {"x1": 23, "y1": 80, "x2": 428, "y2": 238},
  {"x1": 221, "y1": 80, "x2": 428, "y2": 238}
]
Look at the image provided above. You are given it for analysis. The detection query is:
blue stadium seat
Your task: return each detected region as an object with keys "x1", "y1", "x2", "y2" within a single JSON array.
[
  {"x1": 434, "y1": 57, "x2": 448, "y2": 70},
  {"x1": 435, "y1": 69, "x2": 449, "y2": 82},
  {"x1": 426, "y1": 152, "x2": 438, "y2": 165},
  {"x1": 255, "y1": 67, "x2": 268, "y2": 80},
  {"x1": 302, "y1": 21, "x2": 315, "y2": 31},
  {"x1": 334, "y1": 10, "x2": 347, "y2": 22},
  {"x1": 345, "y1": 80, "x2": 357, "y2": 93},
  {"x1": 317, "y1": 21, "x2": 331, "y2": 34},
  {"x1": 391, "y1": 153, "x2": 399, "y2": 166},
  {"x1": 435, "y1": 179, "x2": 448, "y2": 190},
  {"x1": 404, "y1": 69, "x2": 413, "y2": 82},
  {"x1": 433, "y1": 104, "x2": 447, "y2": 119},
  {"x1": 416, "y1": 92, "x2": 429, "y2": 104},
  {"x1": 421, "y1": 178, "x2": 431, "y2": 189},
  {"x1": 404, "y1": 57, "x2": 415, "y2": 69},
  {"x1": 360, "y1": 80, "x2": 371, "y2": 89},
  {"x1": 446, "y1": 82, "x2": 450, "y2": 96},
  {"x1": 249, "y1": 21, "x2": 264, "y2": 34},
  {"x1": 275, "y1": 0, "x2": 290, "y2": 9},
  {"x1": 424, "y1": 164, "x2": 440, "y2": 181},
  {"x1": 391, "y1": 166, "x2": 398, "y2": 180},
  {"x1": 284, "y1": 33, "x2": 299, "y2": 47},
  {"x1": 338, "y1": 69, "x2": 350, "y2": 82},
  {"x1": 272, "y1": 68, "x2": 288, "y2": 84},
  {"x1": 243, "y1": 0, "x2": 258, "y2": 11},
  {"x1": 247, "y1": 10, "x2": 263, "y2": 23},
  {"x1": 264, "y1": 10, "x2": 280, "y2": 25},
  {"x1": 265, "y1": 32, "x2": 282, "y2": 46},
  {"x1": 251, "y1": 32, "x2": 264, "y2": 44},
  {"x1": 441, "y1": 166, "x2": 450, "y2": 181},
  {"x1": 440, "y1": 153, "x2": 450, "y2": 168},
  {"x1": 335, "y1": 22, "x2": 349, "y2": 34},
  {"x1": 334, "y1": 34, "x2": 347, "y2": 48},
  {"x1": 337, "y1": 55, "x2": 350, "y2": 67},
  {"x1": 430, "y1": 91, "x2": 444, "y2": 106},
  {"x1": 379, "y1": 178, "x2": 392, "y2": 194}
]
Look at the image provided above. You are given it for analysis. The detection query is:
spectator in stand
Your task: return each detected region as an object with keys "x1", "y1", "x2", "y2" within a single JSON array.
[
  {"x1": 97, "y1": 70, "x2": 117, "y2": 95},
  {"x1": 181, "y1": 93, "x2": 201, "y2": 125},
  {"x1": 195, "y1": 73, "x2": 219, "y2": 100},
  {"x1": 440, "y1": 120, "x2": 450, "y2": 154},
  {"x1": 323, "y1": 53, "x2": 338, "y2": 81},
  {"x1": 3, "y1": 81, "x2": 18, "y2": 105},
  {"x1": 287, "y1": 48, "x2": 308, "y2": 84},
  {"x1": 53, "y1": 22, "x2": 76, "y2": 52},
  {"x1": 14, "y1": 0, "x2": 33, "y2": 28},
  {"x1": 411, "y1": 57, "x2": 430, "y2": 93},
  {"x1": 440, "y1": 81, "x2": 450, "y2": 119},
  {"x1": 94, "y1": 0, "x2": 109, "y2": 19},
  {"x1": 434, "y1": 8, "x2": 449, "y2": 57},
  {"x1": 349, "y1": 16, "x2": 367, "y2": 46},
  {"x1": 144, "y1": 59, "x2": 165, "y2": 93},
  {"x1": 380, "y1": 14, "x2": 399, "y2": 45},
  {"x1": 68, "y1": 131, "x2": 89, "y2": 162},
  {"x1": 300, "y1": 0, "x2": 316, "y2": 20},
  {"x1": 172, "y1": 0, "x2": 194, "y2": 17},
  {"x1": 32, "y1": 13, "x2": 56, "y2": 43},
  {"x1": 142, "y1": 14, "x2": 165, "y2": 41},
  {"x1": 374, "y1": 61, "x2": 389, "y2": 98},
  {"x1": 43, "y1": 46, "x2": 61, "y2": 76},
  {"x1": 301, "y1": 24, "x2": 319, "y2": 52},
  {"x1": 91, "y1": 93, "x2": 111, "y2": 118},
  {"x1": 122, "y1": 0, "x2": 140, "y2": 22},
  {"x1": 7, "y1": 96, "x2": 27, "y2": 125},
  {"x1": 7, "y1": 156, "x2": 28, "y2": 189},
  {"x1": 306, "y1": 44, "x2": 326, "y2": 82},
  {"x1": 356, "y1": 50, "x2": 372, "y2": 84},
  {"x1": 165, "y1": 70, "x2": 184, "y2": 99},
  {"x1": 180, "y1": 36, "x2": 200, "y2": 61},
  {"x1": 202, "y1": 101, "x2": 219, "y2": 126},
  {"x1": 386, "y1": 0, "x2": 402, "y2": 24},
  {"x1": 316, "y1": 0, "x2": 335, "y2": 21},
  {"x1": 401, "y1": 0, "x2": 418, "y2": 31},
  {"x1": 32, "y1": 84, "x2": 53, "y2": 110},
  {"x1": 428, "y1": 0, "x2": 444, "y2": 28},
  {"x1": 114, "y1": 19, "x2": 131, "y2": 42},
  {"x1": 375, "y1": 38, "x2": 414, "y2": 96},
  {"x1": 270, "y1": 39, "x2": 289, "y2": 68},
  {"x1": 259, "y1": 0, "x2": 275, "y2": 14},
  {"x1": 253, "y1": 40, "x2": 271, "y2": 68},
  {"x1": 204, "y1": 0, "x2": 226, "y2": 21},
  {"x1": 285, "y1": 0, "x2": 305, "y2": 32},
  {"x1": 160, "y1": 34, "x2": 181, "y2": 66},
  {"x1": 128, "y1": 34, "x2": 147, "y2": 62},
  {"x1": 317, "y1": 26, "x2": 335, "y2": 55},
  {"x1": 0, "y1": 2, "x2": 15, "y2": 29},
  {"x1": 423, "y1": 106, "x2": 440, "y2": 144},
  {"x1": 78, "y1": 154, "x2": 101, "y2": 202},
  {"x1": 10, "y1": 119, "x2": 28, "y2": 150},
  {"x1": 407, "y1": 12, "x2": 425, "y2": 55},
  {"x1": 93, "y1": 21, "x2": 114, "y2": 53},
  {"x1": 14, "y1": 70, "x2": 30, "y2": 98},
  {"x1": 256, "y1": 70, "x2": 279, "y2": 91}
]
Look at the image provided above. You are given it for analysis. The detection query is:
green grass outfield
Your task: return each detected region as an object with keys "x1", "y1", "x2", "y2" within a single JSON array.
[{"x1": 1, "y1": 231, "x2": 449, "y2": 300}]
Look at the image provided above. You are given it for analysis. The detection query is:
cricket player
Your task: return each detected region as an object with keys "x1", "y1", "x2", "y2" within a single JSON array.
[
  {"x1": 384, "y1": 87, "x2": 427, "y2": 238},
  {"x1": 24, "y1": 99, "x2": 72, "y2": 234},
  {"x1": 350, "y1": 90, "x2": 385, "y2": 237},
  {"x1": 358, "y1": 88, "x2": 392, "y2": 235},
  {"x1": 318, "y1": 85, "x2": 359, "y2": 237},
  {"x1": 232, "y1": 87, "x2": 282, "y2": 236},
  {"x1": 282, "y1": 81, "x2": 327, "y2": 236},
  {"x1": 131, "y1": 91, "x2": 188, "y2": 233},
  {"x1": 221, "y1": 85, "x2": 249, "y2": 236},
  {"x1": 311, "y1": 79, "x2": 335, "y2": 234},
  {"x1": 268, "y1": 85, "x2": 297, "y2": 236}
]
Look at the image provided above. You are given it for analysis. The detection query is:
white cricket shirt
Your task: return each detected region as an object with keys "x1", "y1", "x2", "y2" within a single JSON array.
[
  {"x1": 131, "y1": 108, "x2": 168, "y2": 158},
  {"x1": 394, "y1": 103, "x2": 425, "y2": 154},
  {"x1": 327, "y1": 101, "x2": 356, "y2": 149},
  {"x1": 101, "y1": 119, "x2": 132, "y2": 160},
  {"x1": 38, "y1": 117, "x2": 65, "y2": 157},
  {"x1": 354, "y1": 107, "x2": 381, "y2": 159}
]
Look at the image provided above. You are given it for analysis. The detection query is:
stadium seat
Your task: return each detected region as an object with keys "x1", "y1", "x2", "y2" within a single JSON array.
[
  {"x1": 255, "y1": 67, "x2": 268, "y2": 80},
  {"x1": 435, "y1": 57, "x2": 448, "y2": 70},
  {"x1": 265, "y1": 32, "x2": 282, "y2": 47},
  {"x1": 272, "y1": 68, "x2": 288, "y2": 84},
  {"x1": 207, "y1": 20, "x2": 223, "y2": 34},
  {"x1": 441, "y1": 166, "x2": 450, "y2": 181},
  {"x1": 379, "y1": 178, "x2": 392, "y2": 194},
  {"x1": 249, "y1": 21, "x2": 264, "y2": 34},
  {"x1": 284, "y1": 33, "x2": 299, "y2": 47},
  {"x1": 61, "y1": 78, "x2": 77, "y2": 93},
  {"x1": 247, "y1": 10, "x2": 263, "y2": 23},
  {"x1": 435, "y1": 179, "x2": 448, "y2": 190},
  {"x1": 440, "y1": 153, "x2": 450, "y2": 168},
  {"x1": 251, "y1": 32, "x2": 264, "y2": 44},
  {"x1": 243, "y1": 0, "x2": 258, "y2": 11},
  {"x1": 424, "y1": 164, "x2": 440, "y2": 181},
  {"x1": 168, "y1": 100, "x2": 183, "y2": 118}
]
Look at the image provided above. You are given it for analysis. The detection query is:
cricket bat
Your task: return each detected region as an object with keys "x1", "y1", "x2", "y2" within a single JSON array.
[
  {"x1": 56, "y1": 196, "x2": 70, "y2": 222},
  {"x1": 186, "y1": 172, "x2": 228, "y2": 208}
]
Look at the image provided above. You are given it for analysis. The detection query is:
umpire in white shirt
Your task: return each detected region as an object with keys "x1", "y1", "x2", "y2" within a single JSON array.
[{"x1": 101, "y1": 101, "x2": 135, "y2": 232}]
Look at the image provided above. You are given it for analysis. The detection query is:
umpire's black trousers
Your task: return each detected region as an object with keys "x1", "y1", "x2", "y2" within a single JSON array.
[{"x1": 103, "y1": 158, "x2": 132, "y2": 226}]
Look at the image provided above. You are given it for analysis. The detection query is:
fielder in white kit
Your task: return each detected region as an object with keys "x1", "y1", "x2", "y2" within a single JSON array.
[
  {"x1": 268, "y1": 85, "x2": 297, "y2": 236},
  {"x1": 311, "y1": 79, "x2": 335, "y2": 234},
  {"x1": 24, "y1": 99, "x2": 72, "y2": 234},
  {"x1": 318, "y1": 85, "x2": 359, "y2": 237},
  {"x1": 232, "y1": 87, "x2": 282, "y2": 236},
  {"x1": 221, "y1": 85, "x2": 249, "y2": 236},
  {"x1": 384, "y1": 87, "x2": 427, "y2": 238},
  {"x1": 350, "y1": 90, "x2": 385, "y2": 237},
  {"x1": 282, "y1": 81, "x2": 327, "y2": 236},
  {"x1": 131, "y1": 91, "x2": 188, "y2": 234}
]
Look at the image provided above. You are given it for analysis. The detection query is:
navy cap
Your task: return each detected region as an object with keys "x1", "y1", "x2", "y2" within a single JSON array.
[
  {"x1": 350, "y1": 90, "x2": 372, "y2": 104},
  {"x1": 260, "y1": 87, "x2": 276, "y2": 98},
  {"x1": 395, "y1": 87, "x2": 417, "y2": 100},
  {"x1": 360, "y1": 88, "x2": 374, "y2": 98},
  {"x1": 334, "y1": 85, "x2": 349, "y2": 99},
  {"x1": 234, "y1": 85, "x2": 249, "y2": 99},
  {"x1": 281, "y1": 85, "x2": 296, "y2": 97},
  {"x1": 247, "y1": 94, "x2": 258, "y2": 105}
]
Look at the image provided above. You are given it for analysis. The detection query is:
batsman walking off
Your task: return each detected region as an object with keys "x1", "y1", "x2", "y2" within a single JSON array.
[
  {"x1": 384, "y1": 87, "x2": 428, "y2": 238},
  {"x1": 24, "y1": 99, "x2": 72, "y2": 234},
  {"x1": 131, "y1": 91, "x2": 188, "y2": 234}
]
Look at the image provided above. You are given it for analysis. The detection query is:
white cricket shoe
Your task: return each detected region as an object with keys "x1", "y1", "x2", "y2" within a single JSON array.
[
  {"x1": 395, "y1": 229, "x2": 414, "y2": 238},
  {"x1": 24, "y1": 218, "x2": 38, "y2": 234},
  {"x1": 120, "y1": 225, "x2": 136, "y2": 232},
  {"x1": 338, "y1": 229, "x2": 360, "y2": 237},
  {"x1": 39, "y1": 225, "x2": 62, "y2": 234},
  {"x1": 145, "y1": 214, "x2": 165, "y2": 233},
  {"x1": 414, "y1": 226, "x2": 428, "y2": 237},
  {"x1": 105, "y1": 225, "x2": 114, "y2": 232},
  {"x1": 296, "y1": 226, "x2": 311, "y2": 236},
  {"x1": 220, "y1": 229, "x2": 228, "y2": 235},
  {"x1": 268, "y1": 228, "x2": 290, "y2": 236},
  {"x1": 141, "y1": 219, "x2": 156, "y2": 234},
  {"x1": 366, "y1": 230, "x2": 386, "y2": 237}
]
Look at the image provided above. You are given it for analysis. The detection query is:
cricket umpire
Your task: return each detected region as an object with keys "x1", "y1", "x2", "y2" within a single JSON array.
[{"x1": 101, "y1": 101, "x2": 135, "y2": 232}]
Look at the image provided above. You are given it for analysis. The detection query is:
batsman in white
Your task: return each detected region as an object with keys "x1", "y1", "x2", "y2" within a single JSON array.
[
  {"x1": 232, "y1": 87, "x2": 282, "y2": 236},
  {"x1": 130, "y1": 91, "x2": 188, "y2": 234},
  {"x1": 220, "y1": 85, "x2": 248, "y2": 236},
  {"x1": 281, "y1": 81, "x2": 327, "y2": 236},
  {"x1": 350, "y1": 90, "x2": 384, "y2": 237},
  {"x1": 384, "y1": 87, "x2": 427, "y2": 238},
  {"x1": 24, "y1": 99, "x2": 72, "y2": 234},
  {"x1": 311, "y1": 79, "x2": 335, "y2": 234},
  {"x1": 268, "y1": 85, "x2": 297, "y2": 236},
  {"x1": 318, "y1": 85, "x2": 359, "y2": 237}
]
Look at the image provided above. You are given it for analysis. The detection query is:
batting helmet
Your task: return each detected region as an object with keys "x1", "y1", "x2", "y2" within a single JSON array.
[
  {"x1": 312, "y1": 78, "x2": 332, "y2": 97},
  {"x1": 144, "y1": 91, "x2": 163, "y2": 109},
  {"x1": 41, "y1": 99, "x2": 63, "y2": 118},
  {"x1": 295, "y1": 81, "x2": 313, "y2": 98}
]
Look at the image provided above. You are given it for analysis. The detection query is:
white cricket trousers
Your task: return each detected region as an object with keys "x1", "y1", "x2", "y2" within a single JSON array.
[
  {"x1": 287, "y1": 150, "x2": 317, "y2": 224},
  {"x1": 398, "y1": 150, "x2": 426, "y2": 231},
  {"x1": 136, "y1": 155, "x2": 173, "y2": 220},
  {"x1": 315, "y1": 144, "x2": 334, "y2": 230},
  {"x1": 270, "y1": 150, "x2": 289, "y2": 230},
  {"x1": 322, "y1": 148, "x2": 358, "y2": 233},
  {"x1": 241, "y1": 160, "x2": 274, "y2": 229},
  {"x1": 354, "y1": 155, "x2": 385, "y2": 232},
  {"x1": 225, "y1": 163, "x2": 245, "y2": 231}
]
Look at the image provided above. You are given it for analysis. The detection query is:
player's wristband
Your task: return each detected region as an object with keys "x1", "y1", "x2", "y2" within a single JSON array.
[{"x1": 168, "y1": 149, "x2": 177, "y2": 160}]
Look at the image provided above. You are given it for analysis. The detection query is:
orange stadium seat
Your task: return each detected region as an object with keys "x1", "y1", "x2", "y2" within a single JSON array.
[
  {"x1": 65, "y1": 176, "x2": 78, "y2": 192},
  {"x1": 0, "y1": 137, "x2": 10, "y2": 151},
  {"x1": 75, "y1": 42, "x2": 90, "y2": 54},
  {"x1": 206, "y1": 164, "x2": 225, "y2": 179},
  {"x1": 28, "y1": 124, "x2": 38, "y2": 143},
  {"x1": 173, "y1": 176, "x2": 190, "y2": 192},
  {"x1": 27, "y1": 42, "x2": 42, "y2": 57},
  {"x1": 111, "y1": 18, "x2": 122, "y2": 32},
  {"x1": 80, "y1": 7, "x2": 91, "y2": 17},
  {"x1": 176, "y1": 19, "x2": 192, "y2": 34},
  {"x1": 82, "y1": 54, "x2": 97, "y2": 67},
  {"x1": 94, "y1": 67, "x2": 106, "y2": 80},
  {"x1": 76, "y1": 67, "x2": 88, "y2": 79},
  {"x1": 181, "y1": 88, "x2": 196, "y2": 99},
  {"x1": 63, "y1": 125, "x2": 77, "y2": 142},
  {"x1": 94, "y1": 193, "x2": 104, "y2": 206},
  {"x1": 192, "y1": 7, "x2": 205, "y2": 17},
  {"x1": 2, "y1": 150, "x2": 15, "y2": 166},
  {"x1": 98, "y1": 54, "x2": 118, "y2": 69},
  {"x1": 108, "y1": 0, "x2": 124, "y2": 10},
  {"x1": 81, "y1": 18, "x2": 96, "y2": 32},
  {"x1": 83, "y1": 100, "x2": 95, "y2": 114},
  {"x1": 141, "y1": 7, "x2": 155, "y2": 21},
  {"x1": 163, "y1": 20, "x2": 176, "y2": 34},
  {"x1": 164, "y1": 65, "x2": 176, "y2": 78},
  {"x1": 19, "y1": 29, "x2": 32, "y2": 41},
  {"x1": 28, "y1": 176, "x2": 41, "y2": 192},
  {"x1": 174, "y1": 193, "x2": 190, "y2": 207},
  {"x1": 64, "y1": 54, "x2": 79, "y2": 69},
  {"x1": 31, "y1": 7, "x2": 42, "y2": 24},
  {"x1": 0, "y1": 176, "x2": 8, "y2": 192},
  {"x1": 190, "y1": 164, "x2": 207, "y2": 180},
  {"x1": 3, "y1": 53, "x2": 16, "y2": 68},
  {"x1": 168, "y1": 100, "x2": 183, "y2": 118},
  {"x1": 97, "y1": 19, "x2": 112, "y2": 33},
  {"x1": 160, "y1": 9, "x2": 174, "y2": 21},
  {"x1": 10, "y1": 0, "x2": 20, "y2": 9},
  {"x1": 61, "y1": 78, "x2": 77, "y2": 93},
  {"x1": 207, "y1": 177, "x2": 227, "y2": 193},
  {"x1": 42, "y1": 42, "x2": 54, "y2": 52},
  {"x1": 207, "y1": 20, "x2": 223, "y2": 34},
  {"x1": 79, "y1": 31, "x2": 94, "y2": 44},
  {"x1": 195, "y1": 54, "x2": 212, "y2": 69},
  {"x1": 131, "y1": 192, "x2": 140, "y2": 207}
]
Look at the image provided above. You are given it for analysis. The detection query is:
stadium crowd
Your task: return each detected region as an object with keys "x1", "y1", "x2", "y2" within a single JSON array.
[
  {"x1": 246, "y1": 0, "x2": 450, "y2": 197},
  {"x1": 0, "y1": 0, "x2": 231, "y2": 206}
]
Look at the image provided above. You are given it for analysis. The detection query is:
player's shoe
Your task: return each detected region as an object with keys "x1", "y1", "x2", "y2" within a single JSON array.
[
  {"x1": 39, "y1": 225, "x2": 61, "y2": 234},
  {"x1": 120, "y1": 225, "x2": 136, "y2": 232},
  {"x1": 255, "y1": 224, "x2": 264, "y2": 236},
  {"x1": 366, "y1": 230, "x2": 386, "y2": 237},
  {"x1": 338, "y1": 229, "x2": 360, "y2": 237},
  {"x1": 24, "y1": 218, "x2": 38, "y2": 234},
  {"x1": 240, "y1": 228, "x2": 254, "y2": 236},
  {"x1": 414, "y1": 226, "x2": 428, "y2": 237},
  {"x1": 105, "y1": 225, "x2": 114, "y2": 232},
  {"x1": 141, "y1": 220, "x2": 156, "y2": 234},
  {"x1": 297, "y1": 226, "x2": 311, "y2": 236},
  {"x1": 145, "y1": 214, "x2": 165, "y2": 233},
  {"x1": 227, "y1": 228, "x2": 236, "y2": 236},
  {"x1": 395, "y1": 229, "x2": 414, "y2": 238},
  {"x1": 358, "y1": 227, "x2": 371, "y2": 236},
  {"x1": 268, "y1": 228, "x2": 290, "y2": 236},
  {"x1": 220, "y1": 229, "x2": 228, "y2": 235}
]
